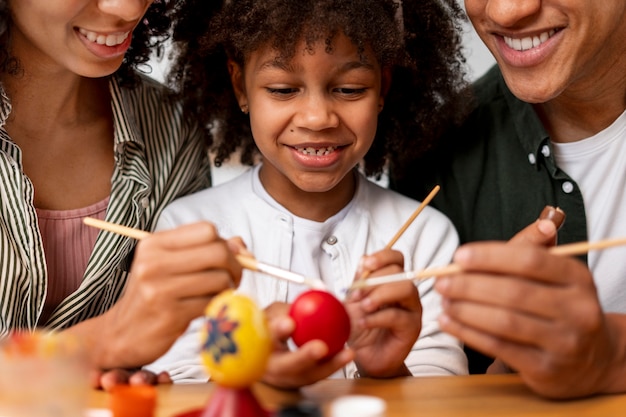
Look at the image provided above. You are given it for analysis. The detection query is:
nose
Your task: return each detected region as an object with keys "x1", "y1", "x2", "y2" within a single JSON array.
[
  {"x1": 293, "y1": 93, "x2": 340, "y2": 131},
  {"x1": 97, "y1": 0, "x2": 152, "y2": 22},
  {"x1": 483, "y1": 0, "x2": 541, "y2": 28}
]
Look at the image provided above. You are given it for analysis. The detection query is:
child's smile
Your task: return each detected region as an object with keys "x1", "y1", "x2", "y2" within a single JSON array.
[{"x1": 229, "y1": 32, "x2": 387, "y2": 219}]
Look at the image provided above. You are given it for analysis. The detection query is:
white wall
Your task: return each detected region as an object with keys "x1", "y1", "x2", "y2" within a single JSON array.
[{"x1": 457, "y1": 1, "x2": 496, "y2": 80}]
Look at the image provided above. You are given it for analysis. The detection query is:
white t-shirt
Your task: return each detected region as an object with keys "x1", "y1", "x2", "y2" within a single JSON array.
[{"x1": 551, "y1": 110, "x2": 626, "y2": 312}]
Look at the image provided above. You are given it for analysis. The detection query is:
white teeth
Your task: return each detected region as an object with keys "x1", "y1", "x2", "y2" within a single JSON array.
[
  {"x1": 521, "y1": 37, "x2": 533, "y2": 50},
  {"x1": 504, "y1": 29, "x2": 556, "y2": 51},
  {"x1": 79, "y1": 28, "x2": 129, "y2": 47},
  {"x1": 295, "y1": 146, "x2": 337, "y2": 156}
]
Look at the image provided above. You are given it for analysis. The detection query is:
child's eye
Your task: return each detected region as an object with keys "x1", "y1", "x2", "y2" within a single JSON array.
[
  {"x1": 335, "y1": 87, "x2": 367, "y2": 96},
  {"x1": 266, "y1": 87, "x2": 298, "y2": 96}
]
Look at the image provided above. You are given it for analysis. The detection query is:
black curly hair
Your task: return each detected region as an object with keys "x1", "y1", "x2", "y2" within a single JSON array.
[
  {"x1": 169, "y1": 0, "x2": 471, "y2": 179},
  {"x1": 0, "y1": 0, "x2": 175, "y2": 87}
]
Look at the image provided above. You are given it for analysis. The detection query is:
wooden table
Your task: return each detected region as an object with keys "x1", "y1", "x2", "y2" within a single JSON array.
[{"x1": 89, "y1": 374, "x2": 626, "y2": 417}]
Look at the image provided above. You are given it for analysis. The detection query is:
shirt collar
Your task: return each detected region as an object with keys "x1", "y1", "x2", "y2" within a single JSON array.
[
  {"x1": 109, "y1": 75, "x2": 145, "y2": 149},
  {"x1": 0, "y1": 83, "x2": 12, "y2": 128},
  {"x1": 497, "y1": 69, "x2": 551, "y2": 165}
]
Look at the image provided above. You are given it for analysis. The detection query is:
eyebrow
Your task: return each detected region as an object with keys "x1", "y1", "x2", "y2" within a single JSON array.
[{"x1": 257, "y1": 58, "x2": 375, "y2": 74}]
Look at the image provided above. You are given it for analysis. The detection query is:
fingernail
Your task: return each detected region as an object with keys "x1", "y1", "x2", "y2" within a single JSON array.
[
  {"x1": 536, "y1": 219, "x2": 556, "y2": 236},
  {"x1": 435, "y1": 276, "x2": 450, "y2": 292},
  {"x1": 453, "y1": 246, "x2": 471, "y2": 263},
  {"x1": 539, "y1": 206, "x2": 566, "y2": 230}
]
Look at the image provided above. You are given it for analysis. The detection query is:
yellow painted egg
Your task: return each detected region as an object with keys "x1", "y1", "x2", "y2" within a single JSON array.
[{"x1": 200, "y1": 290, "x2": 271, "y2": 388}]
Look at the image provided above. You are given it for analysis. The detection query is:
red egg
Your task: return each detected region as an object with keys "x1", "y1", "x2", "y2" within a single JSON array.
[{"x1": 288, "y1": 290, "x2": 351, "y2": 360}]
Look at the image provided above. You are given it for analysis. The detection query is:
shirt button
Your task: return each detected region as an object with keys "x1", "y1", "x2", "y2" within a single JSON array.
[
  {"x1": 115, "y1": 143, "x2": 125, "y2": 154},
  {"x1": 541, "y1": 145, "x2": 551, "y2": 158},
  {"x1": 562, "y1": 181, "x2": 574, "y2": 194},
  {"x1": 140, "y1": 197, "x2": 150, "y2": 208},
  {"x1": 326, "y1": 236, "x2": 338, "y2": 245},
  {"x1": 527, "y1": 153, "x2": 536, "y2": 165}
]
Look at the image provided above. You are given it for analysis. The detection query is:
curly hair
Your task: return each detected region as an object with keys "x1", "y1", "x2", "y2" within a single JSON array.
[
  {"x1": 0, "y1": 0, "x2": 175, "y2": 87},
  {"x1": 169, "y1": 0, "x2": 471, "y2": 179}
]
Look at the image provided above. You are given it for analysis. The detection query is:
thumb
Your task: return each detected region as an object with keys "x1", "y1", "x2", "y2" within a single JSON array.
[{"x1": 508, "y1": 206, "x2": 565, "y2": 247}]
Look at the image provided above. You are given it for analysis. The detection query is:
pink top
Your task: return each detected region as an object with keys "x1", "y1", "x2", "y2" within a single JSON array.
[{"x1": 36, "y1": 197, "x2": 109, "y2": 324}]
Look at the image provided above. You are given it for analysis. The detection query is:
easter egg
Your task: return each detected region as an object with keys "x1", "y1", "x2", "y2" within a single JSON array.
[
  {"x1": 200, "y1": 290, "x2": 271, "y2": 388},
  {"x1": 288, "y1": 290, "x2": 351, "y2": 360}
]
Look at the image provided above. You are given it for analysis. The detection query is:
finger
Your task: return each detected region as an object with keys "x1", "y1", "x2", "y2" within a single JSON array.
[
  {"x1": 127, "y1": 370, "x2": 172, "y2": 386},
  {"x1": 226, "y1": 236, "x2": 250, "y2": 256},
  {"x1": 152, "y1": 270, "x2": 236, "y2": 300},
  {"x1": 268, "y1": 315, "x2": 296, "y2": 348},
  {"x1": 509, "y1": 219, "x2": 558, "y2": 247},
  {"x1": 152, "y1": 222, "x2": 221, "y2": 249},
  {"x1": 157, "y1": 371, "x2": 173, "y2": 385},
  {"x1": 128, "y1": 370, "x2": 158, "y2": 385},
  {"x1": 358, "y1": 281, "x2": 421, "y2": 313},
  {"x1": 438, "y1": 314, "x2": 580, "y2": 399},
  {"x1": 356, "y1": 249, "x2": 404, "y2": 279},
  {"x1": 508, "y1": 206, "x2": 565, "y2": 247},
  {"x1": 440, "y1": 298, "x2": 555, "y2": 348},
  {"x1": 359, "y1": 307, "x2": 421, "y2": 335},
  {"x1": 435, "y1": 273, "x2": 566, "y2": 320},
  {"x1": 453, "y1": 242, "x2": 589, "y2": 285},
  {"x1": 122, "y1": 270, "x2": 234, "y2": 320},
  {"x1": 539, "y1": 206, "x2": 566, "y2": 230},
  {"x1": 264, "y1": 343, "x2": 353, "y2": 388},
  {"x1": 89, "y1": 369, "x2": 105, "y2": 390},
  {"x1": 438, "y1": 311, "x2": 544, "y2": 364},
  {"x1": 264, "y1": 302, "x2": 291, "y2": 321},
  {"x1": 134, "y1": 240, "x2": 242, "y2": 286},
  {"x1": 98, "y1": 369, "x2": 132, "y2": 392}
]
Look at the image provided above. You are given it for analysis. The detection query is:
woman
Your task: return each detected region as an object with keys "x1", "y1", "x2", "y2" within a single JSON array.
[{"x1": 0, "y1": 0, "x2": 240, "y2": 388}]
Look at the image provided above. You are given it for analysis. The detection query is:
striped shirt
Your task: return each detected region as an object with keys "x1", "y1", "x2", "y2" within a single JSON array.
[{"x1": 0, "y1": 73, "x2": 212, "y2": 336}]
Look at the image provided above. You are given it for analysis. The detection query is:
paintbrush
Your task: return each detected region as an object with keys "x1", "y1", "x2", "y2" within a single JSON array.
[
  {"x1": 349, "y1": 236, "x2": 626, "y2": 290},
  {"x1": 83, "y1": 217, "x2": 327, "y2": 290}
]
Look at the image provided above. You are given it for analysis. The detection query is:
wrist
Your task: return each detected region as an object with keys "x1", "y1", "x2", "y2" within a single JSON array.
[{"x1": 65, "y1": 312, "x2": 120, "y2": 371}]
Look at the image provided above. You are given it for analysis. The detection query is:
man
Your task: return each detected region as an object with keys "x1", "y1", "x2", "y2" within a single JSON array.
[{"x1": 392, "y1": 0, "x2": 626, "y2": 399}]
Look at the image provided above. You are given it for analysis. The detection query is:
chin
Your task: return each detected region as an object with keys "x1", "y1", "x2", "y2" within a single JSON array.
[
  {"x1": 502, "y1": 72, "x2": 563, "y2": 104},
  {"x1": 75, "y1": 60, "x2": 124, "y2": 79}
]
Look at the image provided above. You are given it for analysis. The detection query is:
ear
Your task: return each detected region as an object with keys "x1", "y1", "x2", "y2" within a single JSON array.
[
  {"x1": 378, "y1": 67, "x2": 392, "y2": 112},
  {"x1": 227, "y1": 59, "x2": 248, "y2": 109}
]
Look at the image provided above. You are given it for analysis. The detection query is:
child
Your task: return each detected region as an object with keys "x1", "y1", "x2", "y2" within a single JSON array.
[{"x1": 146, "y1": 0, "x2": 471, "y2": 388}]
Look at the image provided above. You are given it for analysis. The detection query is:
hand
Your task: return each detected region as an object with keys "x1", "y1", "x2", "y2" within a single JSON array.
[
  {"x1": 435, "y1": 241, "x2": 619, "y2": 398},
  {"x1": 91, "y1": 368, "x2": 172, "y2": 392},
  {"x1": 260, "y1": 302, "x2": 354, "y2": 389},
  {"x1": 68, "y1": 222, "x2": 243, "y2": 370},
  {"x1": 347, "y1": 249, "x2": 418, "y2": 378}
]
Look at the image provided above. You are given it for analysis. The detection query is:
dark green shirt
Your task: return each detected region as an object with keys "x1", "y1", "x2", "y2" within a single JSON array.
[{"x1": 391, "y1": 65, "x2": 589, "y2": 373}]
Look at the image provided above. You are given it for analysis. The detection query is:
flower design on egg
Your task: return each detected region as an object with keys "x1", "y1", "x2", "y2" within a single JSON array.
[{"x1": 203, "y1": 305, "x2": 240, "y2": 363}]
